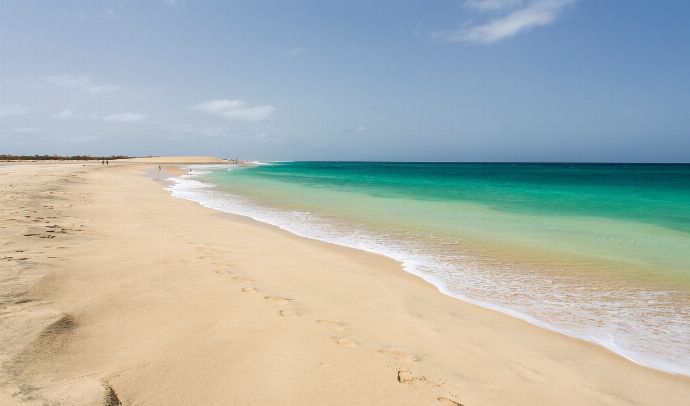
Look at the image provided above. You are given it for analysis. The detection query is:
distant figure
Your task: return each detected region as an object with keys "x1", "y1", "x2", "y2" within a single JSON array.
[
  {"x1": 106, "y1": 160, "x2": 109, "y2": 165},
  {"x1": 102, "y1": 160, "x2": 105, "y2": 165},
  {"x1": 159, "y1": 165, "x2": 162, "y2": 170}
]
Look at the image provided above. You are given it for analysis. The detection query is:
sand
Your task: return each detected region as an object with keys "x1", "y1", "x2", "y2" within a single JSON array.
[
  {"x1": 119, "y1": 156, "x2": 230, "y2": 164},
  {"x1": 1, "y1": 159, "x2": 688, "y2": 406}
]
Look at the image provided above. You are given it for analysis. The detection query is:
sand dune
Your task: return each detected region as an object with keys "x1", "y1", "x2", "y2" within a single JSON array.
[{"x1": 1, "y1": 161, "x2": 689, "y2": 406}]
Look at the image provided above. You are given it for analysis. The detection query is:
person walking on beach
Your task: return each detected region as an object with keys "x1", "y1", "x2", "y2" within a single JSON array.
[{"x1": 106, "y1": 160, "x2": 109, "y2": 165}]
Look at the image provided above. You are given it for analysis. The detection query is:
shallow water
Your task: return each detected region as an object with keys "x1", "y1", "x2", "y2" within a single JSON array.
[{"x1": 168, "y1": 162, "x2": 690, "y2": 376}]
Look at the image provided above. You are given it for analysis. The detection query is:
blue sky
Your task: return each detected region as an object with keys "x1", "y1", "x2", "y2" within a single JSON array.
[{"x1": 1, "y1": 0, "x2": 689, "y2": 162}]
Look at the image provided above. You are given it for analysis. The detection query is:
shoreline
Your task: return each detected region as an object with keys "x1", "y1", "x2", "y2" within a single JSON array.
[
  {"x1": 169, "y1": 164, "x2": 690, "y2": 377},
  {"x1": 1, "y1": 160, "x2": 689, "y2": 405}
]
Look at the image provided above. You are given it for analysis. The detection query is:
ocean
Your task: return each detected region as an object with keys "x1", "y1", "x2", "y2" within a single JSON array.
[{"x1": 168, "y1": 162, "x2": 690, "y2": 376}]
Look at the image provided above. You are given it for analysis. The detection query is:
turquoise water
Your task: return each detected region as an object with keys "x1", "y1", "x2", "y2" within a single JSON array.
[{"x1": 169, "y1": 162, "x2": 690, "y2": 376}]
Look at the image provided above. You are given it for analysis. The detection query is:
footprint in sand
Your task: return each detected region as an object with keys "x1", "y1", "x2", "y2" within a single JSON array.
[
  {"x1": 215, "y1": 270, "x2": 228, "y2": 275},
  {"x1": 279, "y1": 310, "x2": 298, "y2": 318},
  {"x1": 264, "y1": 296, "x2": 288, "y2": 305},
  {"x1": 234, "y1": 277, "x2": 252, "y2": 283},
  {"x1": 242, "y1": 287, "x2": 257, "y2": 293},
  {"x1": 397, "y1": 370, "x2": 414, "y2": 384},
  {"x1": 316, "y1": 320, "x2": 345, "y2": 331},
  {"x1": 438, "y1": 397, "x2": 463, "y2": 406},
  {"x1": 333, "y1": 337, "x2": 357, "y2": 348},
  {"x1": 378, "y1": 349, "x2": 418, "y2": 362}
]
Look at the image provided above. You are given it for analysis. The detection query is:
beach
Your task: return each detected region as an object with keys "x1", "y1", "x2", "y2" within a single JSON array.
[{"x1": 1, "y1": 159, "x2": 689, "y2": 406}]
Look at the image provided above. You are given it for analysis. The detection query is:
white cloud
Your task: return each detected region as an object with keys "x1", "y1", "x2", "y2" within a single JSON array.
[
  {"x1": 287, "y1": 47, "x2": 308, "y2": 58},
  {"x1": 433, "y1": 0, "x2": 575, "y2": 44},
  {"x1": 51, "y1": 109, "x2": 83, "y2": 120},
  {"x1": 103, "y1": 113, "x2": 148, "y2": 122},
  {"x1": 75, "y1": 13, "x2": 86, "y2": 20},
  {"x1": 355, "y1": 126, "x2": 368, "y2": 132},
  {"x1": 46, "y1": 74, "x2": 120, "y2": 94},
  {"x1": 0, "y1": 104, "x2": 27, "y2": 116},
  {"x1": 190, "y1": 99, "x2": 275, "y2": 122}
]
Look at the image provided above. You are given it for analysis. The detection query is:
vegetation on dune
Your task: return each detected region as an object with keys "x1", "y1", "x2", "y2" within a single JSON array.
[{"x1": 0, "y1": 154, "x2": 130, "y2": 161}]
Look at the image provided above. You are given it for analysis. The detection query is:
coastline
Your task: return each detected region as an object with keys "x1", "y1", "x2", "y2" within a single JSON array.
[
  {"x1": 170, "y1": 163, "x2": 690, "y2": 376},
  {"x1": 1, "y1": 160, "x2": 688, "y2": 406}
]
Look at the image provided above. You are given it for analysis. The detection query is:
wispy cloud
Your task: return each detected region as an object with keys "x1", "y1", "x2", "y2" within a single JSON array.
[
  {"x1": 432, "y1": 0, "x2": 576, "y2": 44},
  {"x1": 46, "y1": 74, "x2": 120, "y2": 94},
  {"x1": 190, "y1": 99, "x2": 275, "y2": 122},
  {"x1": 0, "y1": 104, "x2": 27, "y2": 116},
  {"x1": 164, "y1": 0, "x2": 177, "y2": 5},
  {"x1": 104, "y1": 3, "x2": 117, "y2": 21},
  {"x1": 51, "y1": 109, "x2": 83, "y2": 120},
  {"x1": 287, "y1": 47, "x2": 308, "y2": 58},
  {"x1": 343, "y1": 125, "x2": 370, "y2": 134},
  {"x1": 103, "y1": 113, "x2": 148, "y2": 122}
]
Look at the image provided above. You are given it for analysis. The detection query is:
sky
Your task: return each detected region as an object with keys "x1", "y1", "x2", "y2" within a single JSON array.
[{"x1": 1, "y1": 0, "x2": 689, "y2": 162}]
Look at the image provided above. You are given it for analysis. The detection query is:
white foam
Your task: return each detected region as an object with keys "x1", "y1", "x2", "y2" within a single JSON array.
[{"x1": 166, "y1": 170, "x2": 690, "y2": 377}]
